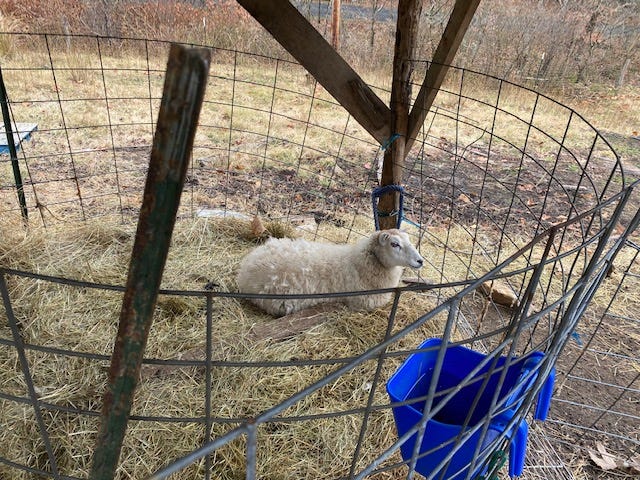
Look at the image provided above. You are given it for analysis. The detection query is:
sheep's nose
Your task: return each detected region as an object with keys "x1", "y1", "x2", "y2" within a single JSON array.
[{"x1": 417, "y1": 258, "x2": 424, "y2": 266}]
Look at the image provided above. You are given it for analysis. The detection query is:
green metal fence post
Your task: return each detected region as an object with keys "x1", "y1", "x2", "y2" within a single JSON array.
[
  {"x1": 89, "y1": 43, "x2": 211, "y2": 480},
  {"x1": 0, "y1": 65, "x2": 29, "y2": 222}
]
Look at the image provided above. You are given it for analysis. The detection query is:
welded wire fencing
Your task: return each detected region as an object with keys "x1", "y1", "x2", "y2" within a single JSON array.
[{"x1": 1, "y1": 32, "x2": 639, "y2": 480}]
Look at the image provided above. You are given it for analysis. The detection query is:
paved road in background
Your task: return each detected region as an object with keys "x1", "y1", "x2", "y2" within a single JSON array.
[{"x1": 294, "y1": 1, "x2": 397, "y2": 22}]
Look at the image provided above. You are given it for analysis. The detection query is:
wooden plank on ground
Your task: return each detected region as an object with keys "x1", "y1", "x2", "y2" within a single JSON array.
[
  {"x1": 479, "y1": 280, "x2": 519, "y2": 309},
  {"x1": 237, "y1": 0, "x2": 391, "y2": 145},
  {"x1": 248, "y1": 303, "x2": 343, "y2": 342}
]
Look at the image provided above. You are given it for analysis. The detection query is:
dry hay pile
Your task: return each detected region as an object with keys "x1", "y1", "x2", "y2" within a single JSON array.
[
  {"x1": 2, "y1": 213, "x2": 636, "y2": 479},
  {"x1": 0, "y1": 215, "x2": 464, "y2": 480}
]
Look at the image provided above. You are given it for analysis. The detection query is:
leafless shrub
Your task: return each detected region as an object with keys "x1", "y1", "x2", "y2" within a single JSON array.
[
  {"x1": 0, "y1": 0, "x2": 637, "y2": 89},
  {"x1": 339, "y1": 0, "x2": 639, "y2": 89}
]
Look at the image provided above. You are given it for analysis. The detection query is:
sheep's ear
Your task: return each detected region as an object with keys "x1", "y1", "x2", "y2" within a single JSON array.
[{"x1": 379, "y1": 231, "x2": 390, "y2": 245}]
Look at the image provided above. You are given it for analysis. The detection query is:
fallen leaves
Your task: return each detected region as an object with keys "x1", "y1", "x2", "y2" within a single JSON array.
[
  {"x1": 588, "y1": 442, "x2": 640, "y2": 475},
  {"x1": 241, "y1": 215, "x2": 297, "y2": 243},
  {"x1": 457, "y1": 193, "x2": 473, "y2": 204}
]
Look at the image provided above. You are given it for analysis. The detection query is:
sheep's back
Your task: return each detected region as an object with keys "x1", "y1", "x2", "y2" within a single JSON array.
[{"x1": 237, "y1": 238, "x2": 353, "y2": 296}]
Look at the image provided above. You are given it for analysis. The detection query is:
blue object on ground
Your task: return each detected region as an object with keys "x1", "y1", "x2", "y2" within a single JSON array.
[
  {"x1": 386, "y1": 338, "x2": 555, "y2": 479},
  {"x1": 0, "y1": 123, "x2": 37, "y2": 154}
]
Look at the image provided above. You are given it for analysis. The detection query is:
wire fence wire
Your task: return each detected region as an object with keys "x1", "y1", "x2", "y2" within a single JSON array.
[{"x1": 0, "y1": 32, "x2": 639, "y2": 480}]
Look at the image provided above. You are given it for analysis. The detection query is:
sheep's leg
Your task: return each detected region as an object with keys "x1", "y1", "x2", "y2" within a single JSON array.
[{"x1": 346, "y1": 292, "x2": 394, "y2": 311}]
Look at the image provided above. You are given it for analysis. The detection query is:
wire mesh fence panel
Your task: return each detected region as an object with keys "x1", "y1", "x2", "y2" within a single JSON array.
[
  {"x1": 0, "y1": 33, "x2": 638, "y2": 480},
  {"x1": 548, "y1": 238, "x2": 640, "y2": 479}
]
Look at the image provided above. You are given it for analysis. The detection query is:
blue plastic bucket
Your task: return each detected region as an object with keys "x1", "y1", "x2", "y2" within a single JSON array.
[{"x1": 386, "y1": 338, "x2": 555, "y2": 479}]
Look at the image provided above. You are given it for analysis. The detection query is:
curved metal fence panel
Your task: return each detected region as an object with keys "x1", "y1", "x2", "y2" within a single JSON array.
[{"x1": 0, "y1": 33, "x2": 638, "y2": 480}]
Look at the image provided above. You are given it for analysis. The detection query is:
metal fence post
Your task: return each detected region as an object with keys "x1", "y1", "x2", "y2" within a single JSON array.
[
  {"x1": 89, "y1": 43, "x2": 211, "y2": 480},
  {"x1": 0, "y1": 65, "x2": 28, "y2": 222}
]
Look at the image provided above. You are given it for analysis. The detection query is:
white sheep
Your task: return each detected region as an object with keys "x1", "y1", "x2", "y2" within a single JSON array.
[{"x1": 236, "y1": 229, "x2": 424, "y2": 316}]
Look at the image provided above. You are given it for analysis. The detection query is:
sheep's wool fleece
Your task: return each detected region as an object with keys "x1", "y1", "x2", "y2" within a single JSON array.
[{"x1": 237, "y1": 231, "x2": 415, "y2": 316}]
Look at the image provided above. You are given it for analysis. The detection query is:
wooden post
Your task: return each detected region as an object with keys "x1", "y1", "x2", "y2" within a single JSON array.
[
  {"x1": 89, "y1": 44, "x2": 210, "y2": 480},
  {"x1": 237, "y1": 0, "x2": 390, "y2": 145},
  {"x1": 236, "y1": 0, "x2": 481, "y2": 232},
  {"x1": 377, "y1": 0, "x2": 422, "y2": 230},
  {"x1": 331, "y1": 0, "x2": 341, "y2": 50},
  {"x1": 406, "y1": 0, "x2": 481, "y2": 152}
]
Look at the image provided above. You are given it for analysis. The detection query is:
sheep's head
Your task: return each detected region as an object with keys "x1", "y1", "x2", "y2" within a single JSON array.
[{"x1": 375, "y1": 229, "x2": 424, "y2": 269}]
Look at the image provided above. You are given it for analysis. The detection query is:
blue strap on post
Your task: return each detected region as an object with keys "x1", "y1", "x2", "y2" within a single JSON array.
[
  {"x1": 381, "y1": 133, "x2": 401, "y2": 150},
  {"x1": 372, "y1": 184, "x2": 404, "y2": 230}
]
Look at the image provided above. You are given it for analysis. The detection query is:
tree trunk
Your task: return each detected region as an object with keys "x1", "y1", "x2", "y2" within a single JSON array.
[{"x1": 617, "y1": 58, "x2": 631, "y2": 89}]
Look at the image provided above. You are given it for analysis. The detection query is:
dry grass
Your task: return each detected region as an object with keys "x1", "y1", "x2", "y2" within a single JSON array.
[
  {"x1": 2, "y1": 208, "x2": 633, "y2": 479},
  {"x1": 0, "y1": 215, "x2": 461, "y2": 479}
]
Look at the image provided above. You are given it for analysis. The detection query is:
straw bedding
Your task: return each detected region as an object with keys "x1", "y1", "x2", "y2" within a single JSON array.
[
  {"x1": 2, "y1": 213, "x2": 636, "y2": 479},
  {"x1": 0, "y1": 215, "x2": 450, "y2": 479}
]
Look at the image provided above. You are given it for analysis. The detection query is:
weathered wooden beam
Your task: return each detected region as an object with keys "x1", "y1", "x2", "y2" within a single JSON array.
[
  {"x1": 377, "y1": 0, "x2": 423, "y2": 230},
  {"x1": 249, "y1": 303, "x2": 343, "y2": 342},
  {"x1": 89, "y1": 44, "x2": 210, "y2": 480},
  {"x1": 236, "y1": 0, "x2": 390, "y2": 145},
  {"x1": 406, "y1": 0, "x2": 481, "y2": 153}
]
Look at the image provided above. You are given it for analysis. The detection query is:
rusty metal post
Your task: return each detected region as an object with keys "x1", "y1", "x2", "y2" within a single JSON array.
[{"x1": 89, "y1": 44, "x2": 210, "y2": 480}]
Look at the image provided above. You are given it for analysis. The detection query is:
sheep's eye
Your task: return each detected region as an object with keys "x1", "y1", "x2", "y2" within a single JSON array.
[{"x1": 391, "y1": 241, "x2": 400, "y2": 249}]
